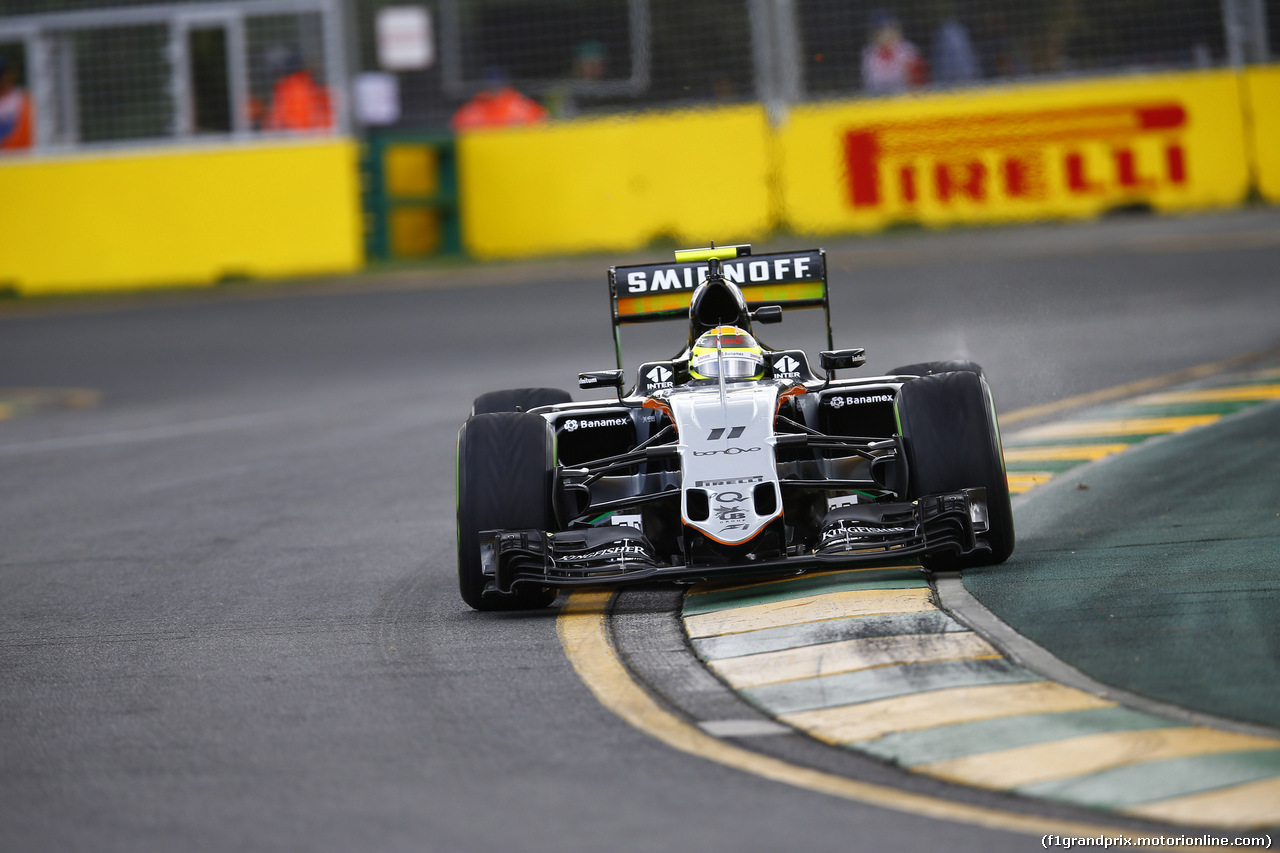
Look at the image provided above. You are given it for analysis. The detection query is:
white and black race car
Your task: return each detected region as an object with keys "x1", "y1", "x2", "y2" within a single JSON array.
[{"x1": 456, "y1": 244, "x2": 1013, "y2": 610}]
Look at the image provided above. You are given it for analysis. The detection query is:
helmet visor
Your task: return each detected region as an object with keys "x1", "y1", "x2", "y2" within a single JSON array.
[{"x1": 692, "y1": 351, "x2": 763, "y2": 379}]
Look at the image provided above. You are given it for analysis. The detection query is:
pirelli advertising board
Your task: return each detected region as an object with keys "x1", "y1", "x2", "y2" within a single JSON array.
[
  {"x1": 458, "y1": 67, "x2": 1271, "y2": 259},
  {"x1": 1246, "y1": 65, "x2": 1280, "y2": 204},
  {"x1": 457, "y1": 105, "x2": 773, "y2": 260},
  {"x1": 777, "y1": 69, "x2": 1252, "y2": 233}
]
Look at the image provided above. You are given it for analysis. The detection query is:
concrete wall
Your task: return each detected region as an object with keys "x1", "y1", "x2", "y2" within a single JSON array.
[
  {"x1": 1246, "y1": 65, "x2": 1280, "y2": 203},
  {"x1": 2, "y1": 66, "x2": 1276, "y2": 293},
  {"x1": 0, "y1": 138, "x2": 363, "y2": 295},
  {"x1": 457, "y1": 105, "x2": 774, "y2": 260},
  {"x1": 458, "y1": 66, "x2": 1278, "y2": 259}
]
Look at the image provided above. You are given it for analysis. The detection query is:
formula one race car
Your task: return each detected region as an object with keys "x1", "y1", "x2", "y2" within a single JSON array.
[{"x1": 456, "y1": 244, "x2": 1013, "y2": 610}]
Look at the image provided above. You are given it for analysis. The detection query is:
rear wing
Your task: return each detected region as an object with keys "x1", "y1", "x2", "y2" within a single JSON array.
[{"x1": 608, "y1": 245, "x2": 833, "y2": 369}]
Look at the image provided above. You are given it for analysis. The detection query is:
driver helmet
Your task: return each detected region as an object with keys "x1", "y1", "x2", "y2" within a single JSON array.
[{"x1": 689, "y1": 326, "x2": 765, "y2": 381}]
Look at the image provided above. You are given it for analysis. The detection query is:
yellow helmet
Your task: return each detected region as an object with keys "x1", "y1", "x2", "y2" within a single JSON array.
[{"x1": 689, "y1": 326, "x2": 765, "y2": 381}]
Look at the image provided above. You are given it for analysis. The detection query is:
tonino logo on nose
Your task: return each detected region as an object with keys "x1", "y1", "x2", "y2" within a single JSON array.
[
  {"x1": 562, "y1": 416, "x2": 629, "y2": 432},
  {"x1": 646, "y1": 365, "x2": 673, "y2": 386},
  {"x1": 707, "y1": 426, "x2": 746, "y2": 440}
]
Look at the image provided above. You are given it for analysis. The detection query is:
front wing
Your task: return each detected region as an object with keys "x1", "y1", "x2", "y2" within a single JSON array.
[{"x1": 480, "y1": 489, "x2": 989, "y2": 596}]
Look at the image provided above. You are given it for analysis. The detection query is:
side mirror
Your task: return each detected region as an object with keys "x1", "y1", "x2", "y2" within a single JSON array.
[
  {"x1": 578, "y1": 369, "x2": 625, "y2": 391},
  {"x1": 671, "y1": 358, "x2": 691, "y2": 385},
  {"x1": 751, "y1": 305, "x2": 783, "y2": 325},
  {"x1": 820, "y1": 348, "x2": 867, "y2": 375}
]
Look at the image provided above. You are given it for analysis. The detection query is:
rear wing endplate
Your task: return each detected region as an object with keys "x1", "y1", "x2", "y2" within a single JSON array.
[{"x1": 607, "y1": 246, "x2": 832, "y2": 369}]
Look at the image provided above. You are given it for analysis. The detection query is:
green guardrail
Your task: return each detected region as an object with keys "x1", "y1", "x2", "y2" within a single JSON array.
[{"x1": 362, "y1": 131, "x2": 462, "y2": 261}]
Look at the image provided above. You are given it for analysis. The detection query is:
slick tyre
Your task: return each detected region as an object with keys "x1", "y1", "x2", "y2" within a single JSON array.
[
  {"x1": 896, "y1": 370, "x2": 1014, "y2": 571},
  {"x1": 471, "y1": 388, "x2": 572, "y2": 416},
  {"x1": 889, "y1": 360, "x2": 984, "y2": 378},
  {"x1": 456, "y1": 412, "x2": 558, "y2": 611}
]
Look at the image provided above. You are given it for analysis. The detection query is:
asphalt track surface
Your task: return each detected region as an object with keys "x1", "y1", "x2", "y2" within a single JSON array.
[{"x1": 2, "y1": 209, "x2": 1279, "y2": 852}]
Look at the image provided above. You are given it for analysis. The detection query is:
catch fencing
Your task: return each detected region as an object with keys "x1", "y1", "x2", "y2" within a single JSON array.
[
  {"x1": 1, "y1": 0, "x2": 1276, "y2": 288},
  {"x1": 0, "y1": 0, "x2": 347, "y2": 150},
  {"x1": 0, "y1": 0, "x2": 1273, "y2": 146},
  {"x1": 376, "y1": 0, "x2": 1272, "y2": 129}
]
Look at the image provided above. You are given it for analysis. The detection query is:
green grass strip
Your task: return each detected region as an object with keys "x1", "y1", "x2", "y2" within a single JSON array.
[{"x1": 1019, "y1": 749, "x2": 1280, "y2": 809}]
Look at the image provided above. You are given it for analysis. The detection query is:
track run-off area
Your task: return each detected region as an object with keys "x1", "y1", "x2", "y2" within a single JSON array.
[
  {"x1": 560, "y1": 360, "x2": 1280, "y2": 845},
  {"x1": 2, "y1": 209, "x2": 1279, "y2": 852}
]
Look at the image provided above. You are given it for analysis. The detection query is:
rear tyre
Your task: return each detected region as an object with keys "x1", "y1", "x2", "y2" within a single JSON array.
[
  {"x1": 889, "y1": 360, "x2": 984, "y2": 378},
  {"x1": 895, "y1": 370, "x2": 1014, "y2": 571},
  {"x1": 471, "y1": 388, "x2": 571, "y2": 416},
  {"x1": 456, "y1": 412, "x2": 558, "y2": 610}
]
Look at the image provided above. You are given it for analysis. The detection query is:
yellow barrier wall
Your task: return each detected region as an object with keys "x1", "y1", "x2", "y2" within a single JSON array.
[
  {"x1": 1245, "y1": 65, "x2": 1280, "y2": 203},
  {"x1": 457, "y1": 106, "x2": 773, "y2": 259},
  {"x1": 0, "y1": 139, "x2": 363, "y2": 295},
  {"x1": 778, "y1": 70, "x2": 1252, "y2": 234},
  {"x1": 456, "y1": 70, "x2": 1262, "y2": 257},
  {"x1": 2, "y1": 68, "x2": 1269, "y2": 290}
]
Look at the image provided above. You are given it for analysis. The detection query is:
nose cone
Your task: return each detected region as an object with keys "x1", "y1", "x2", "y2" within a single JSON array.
[{"x1": 673, "y1": 384, "x2": 782, "y2": 546}]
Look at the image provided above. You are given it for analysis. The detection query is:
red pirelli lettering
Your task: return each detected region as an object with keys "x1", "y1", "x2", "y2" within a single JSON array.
[{"x1": 842, "y1": 101, "x2": 1190, "y2": 210}]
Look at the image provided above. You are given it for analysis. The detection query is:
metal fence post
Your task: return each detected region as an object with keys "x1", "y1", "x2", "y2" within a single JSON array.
[
  {"x1": 1222, "y1": 0, "x2": 1271, "y2": 66},
  {"x1": 226, "y1": 11, "x2": 250, "y2": 137},
  {"x1": 749, "y1": 0, "x2": 804, "y2": 126},
  {"x1": 169, "y1": 20, "x2": 190, "y2": 138},
  {"x1": 321, "y1": 0, "x2": 349, "y2": 134}
]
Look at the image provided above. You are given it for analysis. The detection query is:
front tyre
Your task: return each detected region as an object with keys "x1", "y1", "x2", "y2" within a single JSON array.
[
  {"x1": 471, "y1": 388, "x2": 571, "y2": 416},
  {"x1": 889, "y1": 359, "x2": 984, "y2": 378},
  {"x1": 896, "y1": 370, "x2": 1014, "y2": 570},
  {"x1": 456, "y1": 412, "x2": 558, "y2": 610}
]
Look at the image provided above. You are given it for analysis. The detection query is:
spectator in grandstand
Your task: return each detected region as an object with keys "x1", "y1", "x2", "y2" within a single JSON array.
[
  {"x1": 572, "y1": 39, "x2": 607, "y2": 83},
  {"x1": 970, "y1": 9, "x2": 1023, "y2": 79},
  {"x1": 0, "y1": 56, "x2": 33, "y2": 151},
  {"x1": 931, "y1": 13, "x2": 980, "y2": 85},
  {"x1": 450, "y1": 67, "x2": 547, "y2": 131},
  {"x1": 263, "y1": 46, "x2": 333, "y2": 132},
  {"x1": 548, "y1": 40, "x2": 608, "y2": 119},
  {"x1": 862, "y1": 9, "x2": 927, "y2": 94}
]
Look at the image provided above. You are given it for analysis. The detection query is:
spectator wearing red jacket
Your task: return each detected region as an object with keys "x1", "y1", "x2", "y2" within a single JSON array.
[
  {"x1": 263, "y1": 47, "x2": 332, "y2": 132},
  {"x1": 450, "y1": 68, "x2": 547, "y2": 132},
  {"x1": 0, "y1": 57, "x2": 33, "y2": 151}
]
